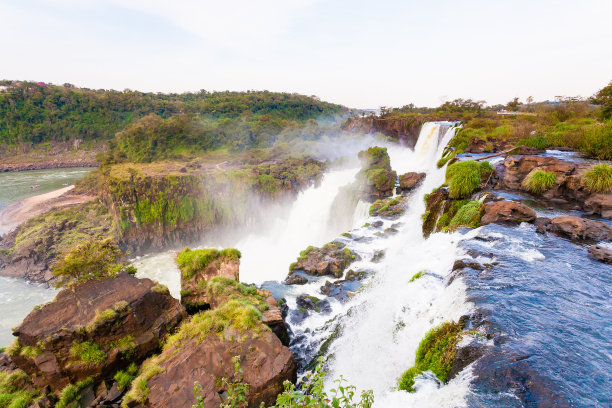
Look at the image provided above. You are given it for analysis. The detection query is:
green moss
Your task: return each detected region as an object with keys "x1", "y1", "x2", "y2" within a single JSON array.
[
  {"x1": 409, "y1": 271, "x2": 424, "y2": 282},
  {"x1": 397, "y1": 321, "x2": 464, "y2": 393},
  {"x1": 56, "y1": 378, "x2": 93, "y2": 408},
  {"x1": 163, "y1": 299, "x2": 263, "y2": 349},
  {"x1": 449, "y1": 201, "x2": 483, "y2": 228},
  {"x1": 114, "y1": 363, "x2": 139, "y2": 390},
  {"x1": 582, "y1": 163, "x2": 612, "y2": 193},
  {"x1": 69, "y1": 341, "x2": 106, "y2": 365},
  {"x1": 122, "y1": 358, "x2": 164, "y2": 407},
  {"x1": 522, "y1": 170, "x2": 557, "y2": 194},
  {"x1": 0, "y1": 370, "x2": 36, "y2": 408},
  {"x1": 445, "y1": 161, "x2": 491, "y2": 199},
  {"x1": 151, "y1": 284, "x2": 169, "y2": 294},
  {"x1": 86, "y1": 308, "x2": 117, "y2": 333},
  {"x1": 176, "y1": 248, "x2": 220, "y2": 279},
  {"x1": 206, "y1": 276, "x2": 269, "y2": 312}
]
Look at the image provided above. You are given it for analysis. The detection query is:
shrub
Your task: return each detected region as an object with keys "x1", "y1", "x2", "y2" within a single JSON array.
[
  {"x1": 122, "y1": 358, "x2": 165, "y2": 407},
  {"x1": 449, "y1": 201, "x2": 483, "y2": 228},
  {"x1": 397, "y1": 321, "x2": 464, "y2": 393},
  {"x1": 0, "y1": 370, "x2": 36, "y2": 408},
  {"x1": 522, "y1": 170, "x2": 557, "y2": 194},
  {"x1": 69, "y1": 341, "x2": 106, "y2": 365},
  {"x1": 114, "y1": 363, "x2": 139, "y2": 390},
  {"x1": 582, "y1": 163, "x2": 612, "y2": 193},
  {"x1": 445, "y1": 161, "x2": 491, "y2": 199},
  {"x1": 56, "y1": 378, "x2": 93, "y2": 408},
  {"x1": 52, "y1": 239, "x2": 123, "y2": 287}
]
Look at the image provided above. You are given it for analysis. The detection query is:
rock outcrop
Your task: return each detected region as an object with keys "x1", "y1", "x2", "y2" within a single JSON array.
[
  {"x1": 481, "y1": 201, "x2": 537, "y2": 225},
  {"x1": 355, "y1": 147, "x2": 397, "y2": 199},
  {"x1": 540, "y1": 216, "x2": 612, "y2": 241},
  {"x1": 369, "y1": 196, "x2": 408, "y2": 219},
  {"x1": 10, "y1": 273, "x2": 185, "y2": 391},
  {"x1": 588, "y1": 244, "x2": 612, "y2": 264},
  {"x1": 178, "y1": 248, "x2": 241, "y2": 313},
  {"x1": 495, "y1": 156, "x2": 611, "y2": 217},
  {"x1": 287, "y1": 242, "x2": 355, "y2": 281},
  {"x1": 398, "y1": 172, "x2": 426, "y2": 193}
]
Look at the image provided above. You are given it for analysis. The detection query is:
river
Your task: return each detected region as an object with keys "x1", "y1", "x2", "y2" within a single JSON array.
[{"x1": 0, "y1": 167, "x2": 91, "y2": 347}]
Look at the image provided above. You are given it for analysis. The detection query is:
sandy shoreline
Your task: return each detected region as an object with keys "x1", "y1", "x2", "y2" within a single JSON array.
[{"x1": 0, "y1": 186, "x2": 95, "y2": 235}]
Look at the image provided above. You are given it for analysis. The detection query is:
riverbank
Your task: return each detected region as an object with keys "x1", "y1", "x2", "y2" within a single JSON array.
[
  {"x1": 0, "y1": 141, "x2": 102, "y2": 172},
  {"x1": 0, "y1": 186, "x2": 96, "y2": 235}
]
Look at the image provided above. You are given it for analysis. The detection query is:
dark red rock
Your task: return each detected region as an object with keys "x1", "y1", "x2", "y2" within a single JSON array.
[
  {"x1": 398, "y1": 172, "x2": 426, "y2": 193},
  {"x1": 481, "y1": 201, "x2": 537, "y2": 225},
  {"x1": 545, "y1": 216, "x2": 612, "y2": 241}
]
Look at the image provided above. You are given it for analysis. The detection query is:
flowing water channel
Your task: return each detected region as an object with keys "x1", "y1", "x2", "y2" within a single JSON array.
[{"x1": 2, "y1": 128, "x2": 610, "y2": 407}]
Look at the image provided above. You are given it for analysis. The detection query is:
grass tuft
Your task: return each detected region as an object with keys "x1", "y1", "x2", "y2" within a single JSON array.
[
  {"x1": 582, "y1": 163, "x2": 612, "y2": 193},
  {"x1": 445, "y1": 161, "x2": 491, "y2": 199},
  {"x1": 448, "y1": 201, "x2": 483, "y2": 228},
  {"x1": 522, "y1": 169, "x2": 557, "y2": 194},
  {"x1": 69, "y1": 341, "x2": 106, "y2": 365}
]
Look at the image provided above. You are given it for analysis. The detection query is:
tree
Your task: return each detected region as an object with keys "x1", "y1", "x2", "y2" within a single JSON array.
[
  {"x1": 506, "y1": 97, "x2": 520, "y2": 111},
  {"x1": 592, "y1": 80, "x2": 612, "y2": 119},
  {"x1": 52, "y1": 239, "x2": 123, "y2": 287}
]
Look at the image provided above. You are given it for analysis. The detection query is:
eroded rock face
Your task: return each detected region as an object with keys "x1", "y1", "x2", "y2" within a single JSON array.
[
  {"x1": 398, "y1": 172, "x2": 426, "y2": 193},
  {"x1": 543, "y1": 216, "x2": 612, "y2": 241},
  {"x1": 465, "y1": 138, "x2": 488, "y2": 153},
  {"x1": 11, "y1": 273, "x2": 186, "y2": 391},
  {"x1": 588, "y1": 245, "x2": 612, "y2": 264},
  {"x1": 481, "y1": 201, "x2": 537, "y2": 225},
  {"x1": 289, "y1": 242, "x2": 355, "y2": 279},
  {"x1": 356, "y1": 147, "x2": 397, "y2": 199},
  {"x1": 180, "y1": 256, "x2": 240, "y2": 313},
  {"x1": 145, "y1": 328, "x2": 296, "y2": 408}
]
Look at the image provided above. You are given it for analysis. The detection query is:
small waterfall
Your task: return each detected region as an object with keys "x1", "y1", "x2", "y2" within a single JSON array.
[{"x1": 351, "y1": 199, "x2": 370, "y2": 229}]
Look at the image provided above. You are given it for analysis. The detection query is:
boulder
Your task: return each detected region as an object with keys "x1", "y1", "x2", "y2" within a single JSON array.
[
  {"x1": 289, "y1": 242, "x2": 355, "y2": 278},
  {"x1": 284, "y1": 273, "x2": 308, "y2": 285},
  {"x1": 544, "y1": 216, "x2": 612, "y2": 241},
  {"x1": 584, "y1": 194, "x2": 612, "y2": 218},
  {"x1": 481, "y1": 201, "x2": 537, "y2": 225},
  {"x1": 142, "y1": 324, "x2": 296, "y2": 408},
  {"x1": 398, "y1": 172, "x2": 426, "y2": 193},
  {"x1": 588, "y1": 245, "x2": 612, "y2": 264},
  {"x1": 465, "y1": 137, "x2": 488, "y2": 153},
  {"x1": 10, "y1": 273, "x2": 186, "y2": 391},
  {"x1": 369, "y1": 196, "x2": 408, "y2": 219}
]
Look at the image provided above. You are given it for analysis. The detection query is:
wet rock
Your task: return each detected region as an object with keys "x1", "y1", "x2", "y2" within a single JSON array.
[
  {"x1": 345, "y1": 269, "x2": 369, "y2": 281},
  {"x1": 371, "y1": 220, "x2": 384, "y2": 228},
  {"x1": 422, "y1": 188, "x2": 450, "y2": 237},
  {"x1": 453, "y1": 260, "x2": 484, "y2": 271},
  {"x1": 11, "y1": 273, "x2": 186, "y2": 391},
  {"x1": 588, "y1": 245, "x2": 612, "y2": 264},
  {"x1": 371, "y1": 250, "x2": 385, "y2": 263},
  {"x1": 296, "y1": 295, "x2": 332, "y2": 314},
  {"x1": 289, "y1": 241, "x2": 356, "y2": 278},
  {"x1": 284, "y1": 273, "x2": 308, "y2": 285},
  {"x1": 261, "y1": 296, "x2": 291, "y2": 346},
  {"x1": 398, "y1": 172, "x2": 426, "y2": 193},
  {"x1": 369, "y1": 196, "x2": 408, "y2": 219},
  {"x1": 481, "y1": 200, "x2": 537, "y2": 225},
  {"x1": 534, "y1": 217, "x2": 552, "y2": 233},
  {"x1": 144, "y1": 326, "x2": 296, "y2": 408},
  {"x1": 584, "y1": 194, "x2": 612, "y2": 218},
  {"x1": 544, "y1": 216, "x2": 612, "y2": 241}
]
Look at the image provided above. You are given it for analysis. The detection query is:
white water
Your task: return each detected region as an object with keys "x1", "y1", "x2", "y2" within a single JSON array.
[{"x1": 133, "y1": 123, "x2": 475, "y2": 406}]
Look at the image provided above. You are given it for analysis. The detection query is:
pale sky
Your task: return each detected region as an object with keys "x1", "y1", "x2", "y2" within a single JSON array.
[{"x1": 1, "y1": 0, "x2": 611, "y2": 108}]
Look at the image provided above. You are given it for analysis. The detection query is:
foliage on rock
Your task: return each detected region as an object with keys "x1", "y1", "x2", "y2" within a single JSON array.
[
  {"x1": 582, "y1": 163, "x2": 612, "y2": 193},
  {"x1": 445, "y1": 160, "x2": 492, "y2": 199}
]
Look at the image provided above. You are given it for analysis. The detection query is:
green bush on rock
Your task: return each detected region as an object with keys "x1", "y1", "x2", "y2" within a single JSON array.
[
  {"x1": 448, "y1": 200, "x2": 483, "y2": 228},
  {"x1": 445, "y1": 161, "x2": 492, "y2": 199},
  {"x1": 52, "y1": 239, "x2": 124, "y2": 288},
  {"x1": 522, "y1": 170, "x2": 557, "y2": 194},
  {"x1": 177, "y1": 247, "x2": 241, "y2": 280},
  {"x1": 397, "y1": 321, "x2": 464, "y2": 393},
  {"x1": 582, "y1": 163, "x2": 612, "y2": 193}
]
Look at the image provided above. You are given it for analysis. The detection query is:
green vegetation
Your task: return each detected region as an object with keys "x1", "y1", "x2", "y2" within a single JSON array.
[
  {"x1": 191, "y1": 357, "x2": 373, "y2": 408},
  {"x1": 582, "y1": 163, "x2": 612, "y2": 193},
  {"x1": 56, "y1": 378, "x2": 93, "y2": 408},
  {"x1": 86, "y1": 308, "x2": 117, "y2": 333},
  {"x1": 69, "y1": 341, "x2": 107, "y2": 365},
  {"x1": 52, "y1": 239, "x2": 123, "y2": 287},
  {"x1": 448, "y1": 201, "x2": 483, "y2": 228},
  {"x1": 0, "y1": 370, "x2": 37, "y2": 408},
  {"x1": 397, "y1": 321, "x2": 464, "y2": 393},
  {"x1": 122, "y1": 358, "x2": 164, "y2": 407},
  {"x1": 176, "y1": 248, "x2": 241, "y2": 280},
  {"x1": 0, "y1": 81, "x2": 345, "y2": 147},
  {"x1": 522, "y1": 170, "x2": 557, "y2": 194},
  {"x1": 445, "y1": 161, "x2": 492, "y2": 199},
  {"x1": 592, "y1": 80, "x2": 612, "y2": 119},
  {"x1": 409, "y1": 271, "x2": 424, "y2": 282},
  {"x1": 369, "y1": 197, "x2": 404, "y2": 217},
  {"x1": 114, "y1": 363, "x2": 139, "y2": 390}
]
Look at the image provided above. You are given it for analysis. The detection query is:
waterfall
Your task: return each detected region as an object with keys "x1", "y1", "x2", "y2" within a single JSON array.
[{"x1": 317, "y1": 124, "x2": 473, "y2": 407}]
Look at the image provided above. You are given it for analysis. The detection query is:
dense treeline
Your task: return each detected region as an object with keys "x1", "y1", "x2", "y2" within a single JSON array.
[{"x1": 0, "y1": 80, "x2": 346, "y2": 145}]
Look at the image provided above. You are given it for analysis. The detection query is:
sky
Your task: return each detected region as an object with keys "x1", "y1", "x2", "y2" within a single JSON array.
[{"x1": 1, "y1": 0, "x2": 611, "y2": 108}]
